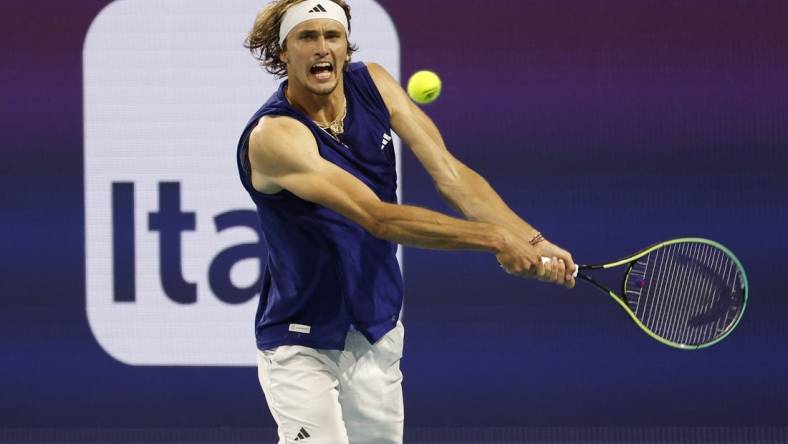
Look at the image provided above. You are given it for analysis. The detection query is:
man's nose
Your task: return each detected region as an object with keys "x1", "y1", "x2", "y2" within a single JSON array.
[{"x1": 315, "y1": 36, "x2": 329, "y2": 55}]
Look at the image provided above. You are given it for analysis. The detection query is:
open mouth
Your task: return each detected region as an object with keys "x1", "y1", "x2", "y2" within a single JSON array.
[{"x1": 310, "y1": 62, "x2": 334, "y2": 81}]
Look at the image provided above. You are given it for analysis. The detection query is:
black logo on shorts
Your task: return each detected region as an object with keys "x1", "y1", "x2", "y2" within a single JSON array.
[
  {"x1": 308, "y1": 4, "x2": 327, "y2": 13},
  {"x1": 293, "y1": 427, "x2": 311, "y2": 441}
]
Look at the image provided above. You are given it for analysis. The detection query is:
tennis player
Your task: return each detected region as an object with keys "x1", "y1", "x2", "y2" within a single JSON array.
[{"x1": 236, "y1": 0, "x2": 576, "y2": 442}]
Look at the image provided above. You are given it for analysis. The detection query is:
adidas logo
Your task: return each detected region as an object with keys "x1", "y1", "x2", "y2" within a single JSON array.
[
  {"x1": 293, "y1": 427, "x2": 311, "y2": 441},
  {"x1": 380, "y1": 133, "x2": 392, "y2": 150},
  {"x1": 308, "y1": 3, "x2": 327, "y2": 13}
]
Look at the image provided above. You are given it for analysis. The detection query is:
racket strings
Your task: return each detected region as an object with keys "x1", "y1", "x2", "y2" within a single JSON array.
[{"x1": 627, "y1": 242, "x2": 745, "y2": 345}]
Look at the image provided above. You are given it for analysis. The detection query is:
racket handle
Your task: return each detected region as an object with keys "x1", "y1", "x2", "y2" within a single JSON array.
[{"x1": 541, "y1": 256, "x2": 579, "y2": 278}]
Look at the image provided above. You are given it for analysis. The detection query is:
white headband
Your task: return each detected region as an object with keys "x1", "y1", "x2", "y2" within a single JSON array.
[{"x1": 278, "y1": 0, "x2": 350, "y2": 47}]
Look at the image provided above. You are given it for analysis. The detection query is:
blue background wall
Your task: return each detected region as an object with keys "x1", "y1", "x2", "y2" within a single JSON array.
[{"x1": 2, "y1": 0, "x2": 787, "y2": 442}]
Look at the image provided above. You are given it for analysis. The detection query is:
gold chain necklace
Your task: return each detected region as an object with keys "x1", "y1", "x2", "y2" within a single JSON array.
[{"x1": 313, "y1": 98, "x2": 347, "y2": 140}]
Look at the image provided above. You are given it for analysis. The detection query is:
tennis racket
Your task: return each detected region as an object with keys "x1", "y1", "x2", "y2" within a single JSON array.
[{"x1": 545, "y1": 238, "x2": 748, "y2": 349}]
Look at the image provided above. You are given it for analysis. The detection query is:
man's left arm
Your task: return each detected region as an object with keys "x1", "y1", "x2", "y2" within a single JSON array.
[{"x1": 366, "y1": 62, "x2": 576, "y2": 282}]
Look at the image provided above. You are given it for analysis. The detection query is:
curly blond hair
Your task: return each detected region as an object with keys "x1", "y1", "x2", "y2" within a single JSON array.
[{"x1": 244, "y1": 0, "x2": 358, "y2": 78}]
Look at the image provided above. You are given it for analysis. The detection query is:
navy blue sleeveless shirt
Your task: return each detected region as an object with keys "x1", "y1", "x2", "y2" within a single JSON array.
[{"x1": 236, "y1": 62, "x2": 403, "y2": 351}]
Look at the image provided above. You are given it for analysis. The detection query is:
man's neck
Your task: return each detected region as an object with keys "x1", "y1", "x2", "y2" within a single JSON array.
[{"x1": 285, "y1": 80, "x2": 346, "y2": 124}]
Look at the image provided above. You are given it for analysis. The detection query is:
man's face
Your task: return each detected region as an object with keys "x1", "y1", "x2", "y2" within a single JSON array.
[{"x1": 281, "y1": 19, "x2": 349, "y2": 96}]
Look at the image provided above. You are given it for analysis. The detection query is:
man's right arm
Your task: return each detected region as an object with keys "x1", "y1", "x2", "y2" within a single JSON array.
[{"x1": 248, "y1": 115, "x2": 549, "y2": 278}]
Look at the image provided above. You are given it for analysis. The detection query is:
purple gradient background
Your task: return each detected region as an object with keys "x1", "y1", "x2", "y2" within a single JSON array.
[{"x1": 1, "y1": 0, "x2": 787, "y2": 435}]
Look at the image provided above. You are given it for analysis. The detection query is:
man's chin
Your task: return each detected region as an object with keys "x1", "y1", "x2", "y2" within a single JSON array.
[{"x1": 307, "y1": 81, "x2": 338, "y2": 96}]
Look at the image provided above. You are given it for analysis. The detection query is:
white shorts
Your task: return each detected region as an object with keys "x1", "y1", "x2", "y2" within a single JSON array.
[{"x1": 256, "y1": 322, "x2": 405, "y2": 444}]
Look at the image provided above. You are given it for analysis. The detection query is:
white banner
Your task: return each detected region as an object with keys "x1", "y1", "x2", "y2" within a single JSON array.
[{"x1": 84, "y1": 0, "x2": 401, "y2": 366}]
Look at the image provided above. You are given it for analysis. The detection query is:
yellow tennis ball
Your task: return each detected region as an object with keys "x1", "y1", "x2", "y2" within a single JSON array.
[{"x1": 407, "y1": 70, "x2": 442, "y2": 105}]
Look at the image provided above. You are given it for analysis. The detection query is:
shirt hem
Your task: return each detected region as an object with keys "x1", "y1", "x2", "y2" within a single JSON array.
[{"x1": 256, "y1": 337, "x2": 346, "y2": 352}]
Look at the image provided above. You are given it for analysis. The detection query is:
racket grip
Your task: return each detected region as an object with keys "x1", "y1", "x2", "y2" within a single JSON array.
[{"x1": 541, "y1": 256, "x2": 579, "y2": 278}]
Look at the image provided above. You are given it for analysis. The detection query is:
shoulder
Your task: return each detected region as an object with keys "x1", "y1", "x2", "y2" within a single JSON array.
[
  {"x1": 363, "y1": 62, "x2": 396, "y2": 88},
  {"x1": 250, "y1": 115, "x2": 313, "y2": 152},
  {"x1": 362, "y1": 62, "x2": 408, "y2": 116},
  {"x1": 248, "y1": 115, "x2": 318, "y2": 172}
]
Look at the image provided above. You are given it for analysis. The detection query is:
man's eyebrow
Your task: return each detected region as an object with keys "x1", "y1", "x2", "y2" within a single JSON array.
[{"x1": 297, "y1": 28, "x2": 343, "y2": 37}]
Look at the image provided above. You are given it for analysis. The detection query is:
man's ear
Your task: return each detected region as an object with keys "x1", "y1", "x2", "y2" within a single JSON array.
[{"x1": 279, "y1": 46, "x2": 288, "y2": 64}]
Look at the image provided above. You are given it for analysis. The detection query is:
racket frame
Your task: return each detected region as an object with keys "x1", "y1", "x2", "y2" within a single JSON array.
[{"x1": 577, "y1": 237, "x2": 748, "y2": 350}]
